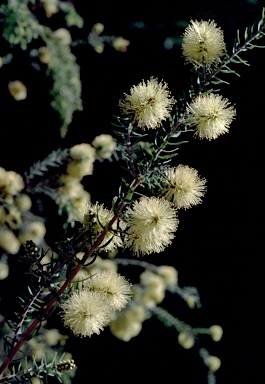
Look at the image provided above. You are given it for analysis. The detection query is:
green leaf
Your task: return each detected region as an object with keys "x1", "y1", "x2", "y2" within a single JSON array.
[{"x1": 157, "y1": 152, "x2": 179, "y2": 160}]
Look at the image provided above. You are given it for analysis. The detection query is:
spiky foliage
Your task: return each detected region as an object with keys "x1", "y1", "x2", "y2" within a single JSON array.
[
  {"x1": 0, "y1": 0, "x2": 83, "y2": 138},
  {"x1": 25, "y1": 149, "x2": 70, "y2": 182},
  {"x1": 1, "y1": 0, "x2": 45, "y2": 50},
  {"x1": 59, "y1": 2, "x2": 84, "y2": 28},
  {"x1": 196, "y1": 7, "x2": 265, "y2": 90},
  {"x1": 44, "y1": 34, "x2": 83, "y2": 138},
  {"x1": 0, "y1": 352, "x2": 75, "y2": 383}
]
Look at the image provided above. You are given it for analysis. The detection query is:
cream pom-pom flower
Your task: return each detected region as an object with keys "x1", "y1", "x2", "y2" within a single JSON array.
[
  {"x1": 182, "y1": 20, "x2": 225, "y2": 68},
  {"x1": 60, "y1": 289, "x2": 110, "y2": 337},
  {"x1": 119, "y1": 77, "x2": 176, "y2": 130},
  {"x1": 124, "y1": 196, "x2": 179, "y2": 256},
  {"x1": 86, "y1": 269, "x2": 132, "y2": 311},
  {"x1": 160, "y1": 165, "x2": 207, "y2": 209},
  {"x1": 185, "y1": 93, "x2": 236, "y2": 140}
]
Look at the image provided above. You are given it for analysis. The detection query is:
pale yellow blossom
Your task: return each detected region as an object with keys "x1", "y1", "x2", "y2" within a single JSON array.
[
  {"x1": 124, "y1": 196, "x2": 179, "y2": 256},
  {"x1": 161, "y1": 165, "x2": 207, "y2": 209},
  {"x1": 119, "y1": 77, "x2": 175, "y2": 129},
  {"x1": 85, "y1": 269, "x2": 132, "y2": 311},
  {"x1": 185, "y1": 93, "x2": 236, "y2": 140},
  {"x1": 60, "y1": 289, "x2": 110, "y2": 337},
  {"x1": 182, "y1": 20, "x2": 225, "y2": 68}
]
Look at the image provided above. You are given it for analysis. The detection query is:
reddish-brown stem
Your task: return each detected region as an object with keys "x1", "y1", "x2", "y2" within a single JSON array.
[{"x1": 0, "y1": 178, "x2": 141, "y2": 378}]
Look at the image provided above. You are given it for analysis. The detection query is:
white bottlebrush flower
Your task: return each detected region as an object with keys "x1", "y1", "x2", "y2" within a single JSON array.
[
  {"x1": 182, "y1": 20, "x2": 225, "y2": 68},
  {"x1": 60, "y1": 289, "x2": 110, "y2": 337},
  {"x1": 86, "y1": 269, "x2": 132, "y2": 311},
  {"x1": 124, "y1": 196, "x2": 179, "y2": 256},
  {"x1": 185, "y1": 93, "x2": 236, "y2": 140},
  {"x1": 82, "y1": 202, "x2": 126, "y2": 253},
  {"x1": 161, "y1": 165, "x2": 207, "y2": 209},
  {"x1": 119, "y1": 77, "x2": 176, "y2": 129}
]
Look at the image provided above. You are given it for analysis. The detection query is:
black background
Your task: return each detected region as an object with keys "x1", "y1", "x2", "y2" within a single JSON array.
[{"x1": 1, "y1": 1, "x2": 265, "y2": 383}]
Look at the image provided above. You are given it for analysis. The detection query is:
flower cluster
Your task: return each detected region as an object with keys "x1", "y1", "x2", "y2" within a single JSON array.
[
  {"x1": 3, "y1": 7, "x2": 263, "y2": 382},
  {"x1": 60, "y1": 269, "x2": 132, "y2": 337},
  {"x1": 0, "y1": 166, "x2": 47, "y2": 256}
]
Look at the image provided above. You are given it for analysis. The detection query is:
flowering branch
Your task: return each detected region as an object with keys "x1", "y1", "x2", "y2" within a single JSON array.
[{"x1": 1, "y1": 6, "x2": 265, "y2": 384}]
